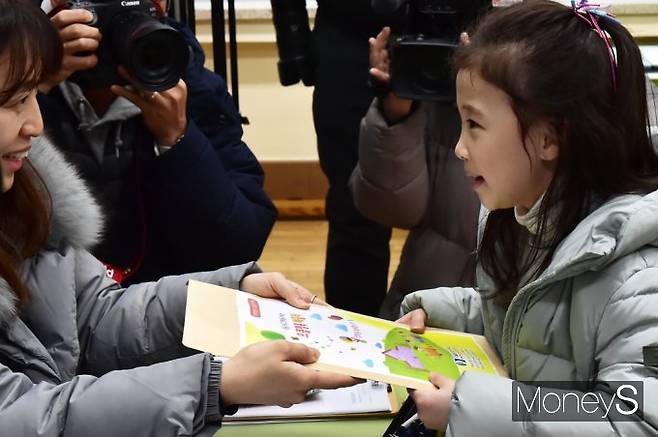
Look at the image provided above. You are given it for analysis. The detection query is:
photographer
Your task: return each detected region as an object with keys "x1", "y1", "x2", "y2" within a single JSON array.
[
  {"x1": 311, "y1": 0, "x2": 394, "y2": 316},
  {"x1": 37, "y1": 0, "x2": 277, "y2": 285},
  {"x1": 350, "y1": 27, "x2": 481, "y2": 319}
]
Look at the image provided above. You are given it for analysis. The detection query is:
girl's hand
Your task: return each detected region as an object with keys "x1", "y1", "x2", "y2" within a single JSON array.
[
  {"x1": 110, "y1": 67, "x2": 188, "y2": 147},
  {"x1": 240, "y1": 272, "x2": 325, "y2": 309},
  {"x1": 220, "y1": 341, "x2": 360, "y2": 407},
  {"x1": 396, "y1": 308, "x2": 428, "y2": 333},
  {"x1": 410, "y1": 372, "x2": 456, "y2": 432},
  {"x1": 368, "y1": 26, "x2": 413, "y2": 123}
]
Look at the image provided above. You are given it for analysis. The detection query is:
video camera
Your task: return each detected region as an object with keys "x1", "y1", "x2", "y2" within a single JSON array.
[
  {"x1": 268, "y1": 0, "x2": 489, "y2": 100},
  {"x1": 63, "y1": 0, "x2": 190, "y2": 91},
  {"x1": 373, "y1": 0, "x2": 490, "y2": 101}
]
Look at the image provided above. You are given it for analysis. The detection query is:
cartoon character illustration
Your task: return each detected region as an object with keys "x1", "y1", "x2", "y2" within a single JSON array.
[{"x1": 382, "y1": 328, "x2": 460, "y2": 380}]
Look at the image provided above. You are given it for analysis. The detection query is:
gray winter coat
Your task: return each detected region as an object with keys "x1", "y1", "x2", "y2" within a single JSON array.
[
  {"x1": 402, "y1": 191, "x2": 658, "y2": 436},
  {"x1": 0, "y1": 137, "x2": 257, "y2": 435},
  {"x1": 351, "y1": 99, "x2": 480, "y2": 319}
]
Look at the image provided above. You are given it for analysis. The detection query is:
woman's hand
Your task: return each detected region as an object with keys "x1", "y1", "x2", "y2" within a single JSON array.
[
  {"x1": 396, "y1": 308, "x2": 428, "y2": 334},
  {"x1": 240, "y1": 272, "x2": 324, "y2": 309},
  {"x1": 40, "y1": 9, "x2": 101, "y2": 94},
  {"x1": 368, "y1": 26, "x2": 413, "y2": 122},
  {"x1": 410, "y1": 372, "x2": 455, "y2": 432},
  {"x1": 110, "y1": 67, "x2": 188, "y2": 147},
  {"x1": 220, "y1": 341, "x2": 360, "y2": 407}
]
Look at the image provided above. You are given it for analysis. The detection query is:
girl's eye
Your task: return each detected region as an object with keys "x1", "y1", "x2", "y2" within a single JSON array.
[{"x1": 467, "y1": 119, "x2": 481, "y2": 129}]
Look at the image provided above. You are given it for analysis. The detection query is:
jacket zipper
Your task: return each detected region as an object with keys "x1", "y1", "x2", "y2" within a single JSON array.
[
  {"x1": 504, "y1": 292, "x2": 531, "y2": 379},
  {"x1": 502, "y1": 272, "x2": 558, "y2": 379}
]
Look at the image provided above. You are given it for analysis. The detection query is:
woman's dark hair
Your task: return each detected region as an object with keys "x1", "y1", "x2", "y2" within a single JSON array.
[
  {"x1": 0, "y1": 0, "x2": 63, "y2": 105},
  {"x1": 0, "y1": 0, "x2": 63, "y2": 305},
  {"x1": 453, "y1": 0, "x2": 658, "y2": 305}
]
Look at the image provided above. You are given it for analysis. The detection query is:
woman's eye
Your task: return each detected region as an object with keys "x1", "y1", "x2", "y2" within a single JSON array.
[{"x1": 5, "y1": 95, "x2": 28, "y2": 108}]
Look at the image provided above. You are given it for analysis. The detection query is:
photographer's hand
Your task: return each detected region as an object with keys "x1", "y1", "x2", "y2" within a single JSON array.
[
  {"x1": 110, "y1": 67, "x2": 188, "y2": 148},
  {"x1": 369, "y1": 26, "x2": 392, "y2": 84},
  {"x1": 39, "y1": 9, "x2": 101, "y2": 94},
  {"x1": 368, "y1": 26, "x2": 413, "y2": 123}
]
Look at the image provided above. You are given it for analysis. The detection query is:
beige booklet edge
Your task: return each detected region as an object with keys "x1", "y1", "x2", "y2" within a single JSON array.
[{"x1": 182, "y1": 280, "x2": 507, "y2": 391}]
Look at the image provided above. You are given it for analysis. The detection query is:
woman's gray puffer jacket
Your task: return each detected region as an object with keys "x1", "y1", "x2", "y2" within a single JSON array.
[
  {"x1": 0, "y1": 136, "x2": 257, "y2": 435},
  {"x1": 402, "y1": 190, "x2": 658, "y2": 436}
]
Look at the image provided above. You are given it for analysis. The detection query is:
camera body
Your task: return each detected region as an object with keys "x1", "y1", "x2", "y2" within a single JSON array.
[
  {"x1": 374, "y1": 0, "x2": 490, "y2": 101},
  {"x1": 67, "y1": 0, "x2": 189, "y2": 91}
]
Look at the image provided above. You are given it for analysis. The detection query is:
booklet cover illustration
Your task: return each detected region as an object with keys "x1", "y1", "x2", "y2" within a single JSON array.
[{"x1": 183, "y1": 281, "x2": 506, "y2": 389}]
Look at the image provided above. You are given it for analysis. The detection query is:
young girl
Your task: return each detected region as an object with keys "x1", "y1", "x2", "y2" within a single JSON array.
[
  {"x1": 0, "y1": 1, "x2": 355, "y2": 435},
  {"x1": 398, "y1": 1, "x2": 658, "y2": 434}
]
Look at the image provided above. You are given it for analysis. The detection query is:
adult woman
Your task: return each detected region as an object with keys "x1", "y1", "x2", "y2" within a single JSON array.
[{"x1": 0, "y1": 2, "x2": 354, "y2": 435}]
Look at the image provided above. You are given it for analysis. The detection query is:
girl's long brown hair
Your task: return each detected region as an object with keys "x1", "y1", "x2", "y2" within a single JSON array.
[
  {"x1": 0, "y1": 0, "x2": 63, "y2": 305},
  {"x1": 453, "y1": 0, "x2": 658, "y2": 305}
]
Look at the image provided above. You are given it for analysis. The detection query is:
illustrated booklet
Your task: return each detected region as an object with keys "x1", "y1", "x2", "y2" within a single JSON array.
[{"x1": 182, "y1": 280, "x2": 507, "y2": 390}]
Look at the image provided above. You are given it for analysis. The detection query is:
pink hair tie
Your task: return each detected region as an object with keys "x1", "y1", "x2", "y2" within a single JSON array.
[{"x1": 571, "y1": 0, "x2": 619, "y2": 90}]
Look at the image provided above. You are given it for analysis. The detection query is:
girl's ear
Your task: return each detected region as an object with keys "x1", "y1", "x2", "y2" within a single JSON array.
[{"x1": 532, "y1": 122, "x2": 559, "y2": 162}]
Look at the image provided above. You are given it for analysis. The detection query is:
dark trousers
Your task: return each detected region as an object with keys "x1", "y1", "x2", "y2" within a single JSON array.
[{"x1": 312, "y1": 22, "x2": 392, "y2": 316}]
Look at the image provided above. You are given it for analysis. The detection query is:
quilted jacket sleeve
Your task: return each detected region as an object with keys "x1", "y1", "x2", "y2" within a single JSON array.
[
  {"x1": 0, "y1": 248, "x2": 257, "y2": 436},
  {"x1": 72, "y1": 249, "x2": 259, "y2": 373},
  {"x1": 0, "y1": 247, "x2": 259, "y2": 436},
  {"x1": 0, "y1": 352, "x2": 220, "y2": 436},
  {"x1": 443, "y1": 268, "x2": 658, "y2": 436},
  {"x1": 400, "y1": 286, "x2": 484, "y2": 335},
  {"x1": 350, "y1": 99, "x2": 431, "y2": 229}
]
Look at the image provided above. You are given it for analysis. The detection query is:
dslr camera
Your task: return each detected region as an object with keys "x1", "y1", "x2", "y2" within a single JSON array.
[
  {"x1": 65, "y1": 0, "x2": 190, "y2": 91},
  {"x1": 373, "y1": 0, "x2": 490, "y2": 101}
]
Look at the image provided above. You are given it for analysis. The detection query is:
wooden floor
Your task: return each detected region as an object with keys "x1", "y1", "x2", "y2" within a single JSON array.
[{"x1": 257, "y1": 220, "x2": 408, "y2": 301}]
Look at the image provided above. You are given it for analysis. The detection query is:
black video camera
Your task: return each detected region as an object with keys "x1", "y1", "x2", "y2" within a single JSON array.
[
  {"x1": 65, "y1": 0, "x2": 190, "y2": 91},
  {"x1": 269, "y1": 0, "x2": 314, "y2": 87},
  {"x1": 373, "y1": 0, "x2": 490, "y2": 101}
]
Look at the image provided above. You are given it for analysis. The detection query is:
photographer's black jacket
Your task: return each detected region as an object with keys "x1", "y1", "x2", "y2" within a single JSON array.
[
  {"x1": 37, "y1": 19, "x2": 277, "y2": 284},
  {"x1": 315, "y1": 0, "x2": 381, "y2": 39}
]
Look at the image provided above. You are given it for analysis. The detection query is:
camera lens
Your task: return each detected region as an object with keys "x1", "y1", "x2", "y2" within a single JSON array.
[
  {"x1": 390, "y1": 40, "x2": 456, "y2": 101},
  {"x1": 111, "y1": 11, "x2": 189, "y2": 92},
  {"x1": 416, "y1": 47, "x2": 451, "y2": 92},
  {"x1": 139, "y1": 38, "x2": 170, "y2": 72}
]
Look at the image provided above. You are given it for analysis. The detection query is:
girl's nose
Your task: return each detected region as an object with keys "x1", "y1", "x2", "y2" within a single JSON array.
[{"x1": 454, "y1": 137, "x2": 468, "y2": 161}]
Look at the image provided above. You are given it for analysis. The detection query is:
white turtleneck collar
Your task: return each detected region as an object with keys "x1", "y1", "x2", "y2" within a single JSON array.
[{"x1": 514, "y1": 193, "x2": 545, "y2": 235}]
